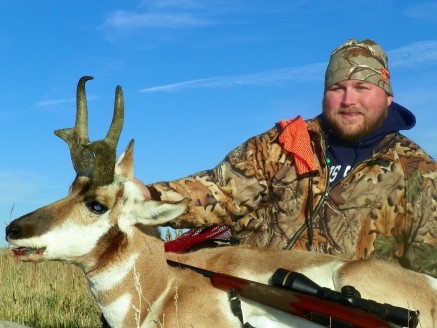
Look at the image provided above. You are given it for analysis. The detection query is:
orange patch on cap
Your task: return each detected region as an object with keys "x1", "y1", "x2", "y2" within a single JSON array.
[{"x1": 380, "y1": 67, "x2": 390, "y2": 81}]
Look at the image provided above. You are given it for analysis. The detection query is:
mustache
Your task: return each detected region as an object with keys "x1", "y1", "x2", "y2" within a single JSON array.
[{"x1": 337, "y1": 106, "x2": 365, "y2": 114}]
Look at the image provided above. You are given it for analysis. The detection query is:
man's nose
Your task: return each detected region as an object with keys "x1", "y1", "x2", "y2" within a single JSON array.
[{"x1": 341, "y1": 88, "x2": 357, "y2": 107}]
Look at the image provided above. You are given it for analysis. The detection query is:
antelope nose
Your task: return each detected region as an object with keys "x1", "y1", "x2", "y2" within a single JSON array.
[{"x1": 5, "y1": 222, "x2": 20, "y2": 240}]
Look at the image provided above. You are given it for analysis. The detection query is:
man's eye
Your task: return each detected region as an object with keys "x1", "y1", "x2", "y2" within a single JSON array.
[
  {"x1": 86, "y1": 201, "x2": 108, "y2": 214},
  {"x1": 328, "y1": 86, "x2": 342, "y2": 92}
]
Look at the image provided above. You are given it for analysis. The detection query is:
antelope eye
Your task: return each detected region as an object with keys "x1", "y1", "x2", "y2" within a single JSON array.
[{"x1": 86, "y1": 201, "x2": 108, "y2": 214}]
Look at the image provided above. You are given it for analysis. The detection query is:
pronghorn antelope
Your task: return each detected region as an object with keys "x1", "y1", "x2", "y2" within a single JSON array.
[{"x1": 5, "y1": 77, "x2": 437, "y2": 328}]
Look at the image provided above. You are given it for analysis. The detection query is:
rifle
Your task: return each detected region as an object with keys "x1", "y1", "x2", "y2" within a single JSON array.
[
  {"x1": 272, "y1": 268, "x2": 419, "y2": 328},
  {"x1": 167, "y1": 260, "x2": 419, "y2": 328}
]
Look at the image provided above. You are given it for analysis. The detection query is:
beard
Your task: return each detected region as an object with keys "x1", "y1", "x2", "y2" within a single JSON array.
[{"x1": 322, "y1": 102, "x2": 389, "y2": 143}]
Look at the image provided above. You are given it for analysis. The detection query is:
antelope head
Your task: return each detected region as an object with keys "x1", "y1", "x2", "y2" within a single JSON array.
[{"x1": 5, "y1": 76, "x2": 187, "y2": 271}]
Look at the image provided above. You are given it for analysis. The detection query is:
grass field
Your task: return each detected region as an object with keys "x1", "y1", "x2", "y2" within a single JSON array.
[{"x1": 0, "y1": 248, "x2": 102, "y2": 328}]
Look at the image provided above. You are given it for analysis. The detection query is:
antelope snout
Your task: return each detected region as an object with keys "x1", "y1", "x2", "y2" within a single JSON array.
[{"x1": 5, "y1": 221, "x2": 21, "y2": 241}]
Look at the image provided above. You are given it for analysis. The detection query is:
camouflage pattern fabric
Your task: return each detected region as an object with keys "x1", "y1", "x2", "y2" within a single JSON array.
[
  {"x1": 148, "y1": 117, "x2": 437, "y2": 277},
  {"x1": 325, "y1": 39, "x2": 393, "y2": 95}
]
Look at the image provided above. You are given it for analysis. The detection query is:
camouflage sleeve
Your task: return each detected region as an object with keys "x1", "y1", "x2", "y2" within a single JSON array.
[
  {"x1": 400, "y1": 146, "x2": 437, "y2": 278},
  {"x1": 147, "y1": 127, "x2": 281, "y2": 229}
]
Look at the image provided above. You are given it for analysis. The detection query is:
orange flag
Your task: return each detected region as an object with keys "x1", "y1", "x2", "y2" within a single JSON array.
[{"x1": 278, "y1": 116, "x2": 318, "y2": 175}]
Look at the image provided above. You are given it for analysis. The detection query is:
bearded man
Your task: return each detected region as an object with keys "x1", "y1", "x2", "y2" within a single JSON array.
[{"x1": 148, "y1": 39, "x2": 437, "y2": 278}]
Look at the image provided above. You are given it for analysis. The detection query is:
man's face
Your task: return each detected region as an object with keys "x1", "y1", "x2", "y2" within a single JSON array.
[{"x1": 323, "y1": 80, "x2": 393, "y2": 142}]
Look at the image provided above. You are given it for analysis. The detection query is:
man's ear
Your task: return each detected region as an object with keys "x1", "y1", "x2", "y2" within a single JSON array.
[{"x1": 387, "y1": 95, "x2": 393, "y2": 107}]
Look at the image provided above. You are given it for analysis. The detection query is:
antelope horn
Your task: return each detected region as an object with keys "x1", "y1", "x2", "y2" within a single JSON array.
[
  {"x1": 85, "y1": 84, "x2": 124, "y2": 187},
  {"x1": 54, "y1": 76, "x2": 95, "y2": 177}
]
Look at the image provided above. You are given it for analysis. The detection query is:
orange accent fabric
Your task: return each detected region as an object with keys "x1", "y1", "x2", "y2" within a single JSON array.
[
  {"x1": 380, "y1": 67, "x2": 390, "y2": 81},
  {"x1": 278, "y1": 116, "x2": 318, "y2": 175}
]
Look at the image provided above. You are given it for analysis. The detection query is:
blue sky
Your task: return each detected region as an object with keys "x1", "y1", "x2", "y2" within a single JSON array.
[{"x1": 1, "y1": 0, "x2": 437, "y2": 246}]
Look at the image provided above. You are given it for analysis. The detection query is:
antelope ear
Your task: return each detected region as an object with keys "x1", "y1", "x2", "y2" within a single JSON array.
[
  {"x1": 139, "y1": 199, "x2": 188, "y2": 226},
  {"x1": 116, "y1": 139, "x2": 134, "y2": 179},
  {"x1": 126, "y1": 197, "x2": 188, "y2": 227}
]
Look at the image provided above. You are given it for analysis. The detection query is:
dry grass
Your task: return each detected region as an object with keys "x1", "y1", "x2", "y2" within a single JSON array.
[
  {"x1": 0, "y1": 248, "x2": 102, "y2": 328},
  {"x1": 0, "y1": 228, "x2": 184, "y2": 327}
]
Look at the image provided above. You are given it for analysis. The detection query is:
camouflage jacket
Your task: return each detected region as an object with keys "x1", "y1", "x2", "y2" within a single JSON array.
[{"x1": 149, "y1": 117, "x2": 437, "y2": 277}]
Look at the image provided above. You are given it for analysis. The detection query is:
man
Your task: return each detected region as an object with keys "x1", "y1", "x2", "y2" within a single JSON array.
[{"x1": 148, "y1": 39, "x2": 437, "y2": 277}]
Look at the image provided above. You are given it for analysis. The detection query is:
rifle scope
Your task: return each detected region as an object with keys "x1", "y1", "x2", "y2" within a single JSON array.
[{"x1": 271, "y1": 269, "x2": 419, "y2": 328}]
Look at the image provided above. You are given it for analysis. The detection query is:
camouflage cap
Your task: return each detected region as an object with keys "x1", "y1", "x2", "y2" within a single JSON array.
[{"x1": 324, "y1": 39, "x2": 392, "y2": 95}]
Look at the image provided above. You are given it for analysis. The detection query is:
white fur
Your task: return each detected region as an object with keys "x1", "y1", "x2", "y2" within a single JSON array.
[
  {"x1": 299, "y1": 261, "x2": 345, "y2": 290},
  {"x1": 101, "y1": 293, "x2": 131, "y2": 328},
  {"x1": 26, "y1": 217, "x2": 111, "y2": 268},
  {"x1": 88, "y1": 253, "x2": 139, "y2": 292},
  {"x1": 428, "y1": 274, "x2": 437, "y2": 292},
  {"x1": 241, "y1": 297, "x2": 325, "y2": 328}
]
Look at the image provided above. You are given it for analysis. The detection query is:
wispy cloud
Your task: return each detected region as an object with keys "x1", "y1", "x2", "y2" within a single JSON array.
[
  {"x1": 0, "y1": 98, "x2": 76, "y2": 120},
  {"x1": 35, "y1": 95, "x2": 100, "y2": 109},
  {"x1": 101, "y1": 1, "x2": 304, "y2": 37},
  {"x1": 35, "y1": 98, "x2": 75, "y2": 108},
  {"x1": 103, "y1": 0, "x2": 220, "y2": 30},
  {"x1": 140, "y1": 40, "x2": 437, "y2": 93},
  {"x1": 99, "y1": 2, "x2": 216, "y2": 43},
  {"x1": 0, "y1": 169, "x2": 63, "y2": 236},
  {"x1": 0, "y1": 170, "x2": 59, "y2": 204},
  {"x1": 139, "y1": 63, "x2": 326, "y2": 93},
  {"x1": 404, "y1": 2, "x2": 437, "y2": 21},
  {"x1": 105, "y1": 10, "x2": 211, "y2": 29},
  {"x1": 388, "y1": 40, "x2": 437, "y2": 68}
]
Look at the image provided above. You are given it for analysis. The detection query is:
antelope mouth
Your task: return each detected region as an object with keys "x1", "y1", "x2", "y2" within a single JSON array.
[{"x1": 12, "y1": 246, "x2": 46, "y2": 259}]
